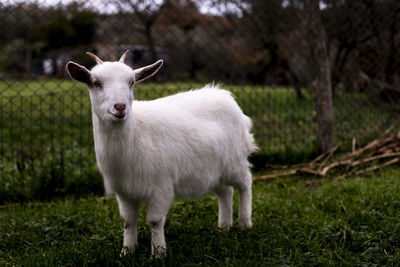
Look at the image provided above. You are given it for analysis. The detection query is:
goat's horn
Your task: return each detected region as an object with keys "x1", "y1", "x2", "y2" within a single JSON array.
[
  {"x1": 86, "y1": 52, "x2": 103, "y2": 65},
  {"x1": 119, "y1": 50, "x2": 130, "y2": 63}
]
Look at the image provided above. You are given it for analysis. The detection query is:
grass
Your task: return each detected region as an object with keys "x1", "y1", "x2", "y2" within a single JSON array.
[{"x1": 2, "y1": 167, "x2": 400, "y2": 266}]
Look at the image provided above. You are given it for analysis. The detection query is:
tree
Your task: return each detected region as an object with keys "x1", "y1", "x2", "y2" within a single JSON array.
[
  {"x1": 34, "y1": 3, "x2": 97, "y2": 75},
  {"x1": 305, "y1": 0, "x2": 334, "y2": 153},
  {"x1": 0, "y1": 2, "x2": 44, "y2": 74},
  {"x1": 160, "y1": 0, "x2": 206, "y2": 79},
  {"x1": 321, "y1": 0, "x2": 400, "y2": 93},
  {"x1": 119, "y1": 0, "x2": 167, "y2": 62},
  {"x1": 218, "y1": 0, "x2": 308, "y2": 97},
  {"x1": 35, "y1": 4, "x2": 97, "y2": 50}
]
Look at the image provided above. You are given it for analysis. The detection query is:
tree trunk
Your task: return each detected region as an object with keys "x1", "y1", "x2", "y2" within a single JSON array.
[
  {"x1": 145, "y1": 24, "x2": 157, "y2": 63},
  {"x1": 305, "y1": 0, "x2": 334, "y2": 153}
]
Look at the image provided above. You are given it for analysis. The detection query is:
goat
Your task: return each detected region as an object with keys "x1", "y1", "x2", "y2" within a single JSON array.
[{"x1": 66, "y1": 51, "x2": 257, "y2": 257}]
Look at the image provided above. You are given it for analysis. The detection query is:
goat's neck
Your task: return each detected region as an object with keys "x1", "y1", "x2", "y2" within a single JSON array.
[{"x1": 92, "y1": 112, "x2": 135, "y2": 145}]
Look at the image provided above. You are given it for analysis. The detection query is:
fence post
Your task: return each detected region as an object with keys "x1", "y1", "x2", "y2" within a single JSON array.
[{"x1": 305, "y1": 0, "x2": 334, "y2": 153}]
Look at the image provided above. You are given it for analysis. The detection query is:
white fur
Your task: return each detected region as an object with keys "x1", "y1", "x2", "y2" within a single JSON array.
[{"x1": 66, "y1": 57, "x2": 257, "y2": 257}]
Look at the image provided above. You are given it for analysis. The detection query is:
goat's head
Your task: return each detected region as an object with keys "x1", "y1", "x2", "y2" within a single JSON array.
[{"x1": 66, "y1": 51, "x2": 163, "y2": 122}]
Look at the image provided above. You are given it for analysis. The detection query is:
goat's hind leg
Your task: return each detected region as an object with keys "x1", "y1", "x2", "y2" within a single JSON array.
[
  {"x1": 238, "y1": 170, "x2": 253, "y2": 229},
  {"x1": 213, "y1": 185, "x2": 233, "y2": 230}
]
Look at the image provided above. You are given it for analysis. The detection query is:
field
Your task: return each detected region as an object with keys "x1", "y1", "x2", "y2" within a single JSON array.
[
  {"x1": 1, "y1": 80, "x2": 400, "y2": 265},
  {"x1": 0, "y1": 80, "x2": 397, "y2": 202},
  {"x1": 2, "y1": 168, "x2": 400, "y2": 266}
]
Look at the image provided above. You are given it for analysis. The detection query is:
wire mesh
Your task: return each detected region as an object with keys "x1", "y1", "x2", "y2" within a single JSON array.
[{"x1": 0, "y1": 0, "x2": 399, "y2": 201}]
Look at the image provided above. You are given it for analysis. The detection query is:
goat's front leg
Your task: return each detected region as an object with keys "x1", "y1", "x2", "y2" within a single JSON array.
[
  {"x1": 146, "y1": 192, "x2": 173, "y2": 257},
  {"x1": 117, "y1": 196, "x2": 140, "y2": 255}
]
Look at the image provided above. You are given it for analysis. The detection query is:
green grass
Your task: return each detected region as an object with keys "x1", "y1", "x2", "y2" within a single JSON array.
[{"x1": 2, "y1": 168, "x2": 400, "y2": 265}]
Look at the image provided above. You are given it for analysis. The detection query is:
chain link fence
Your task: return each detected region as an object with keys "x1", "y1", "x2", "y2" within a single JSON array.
[{"x1": 1, "y1": 0, "x2": 399, "y2": 201}]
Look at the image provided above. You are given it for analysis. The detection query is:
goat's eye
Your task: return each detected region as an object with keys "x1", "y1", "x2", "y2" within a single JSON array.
[{"x1": 93, "y1": 80, "x2": 102, "y2": 89}]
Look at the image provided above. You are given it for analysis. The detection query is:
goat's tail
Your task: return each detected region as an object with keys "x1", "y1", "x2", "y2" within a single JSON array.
[{"x1": 243, "y1": 115, "x2": 258, "y2": 156}]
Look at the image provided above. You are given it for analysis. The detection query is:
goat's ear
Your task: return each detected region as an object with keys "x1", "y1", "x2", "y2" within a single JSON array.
[
  {"x1": 66, "y1": 61, "x2": 91, "y2": 85},
  {"x1": 134, "y1": 60, "x2": 163, "y2": 83}
]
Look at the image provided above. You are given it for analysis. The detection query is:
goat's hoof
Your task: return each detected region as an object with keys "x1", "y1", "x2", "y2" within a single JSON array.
[
  {"x1": 218, "y1": 222, "x2": 232, "y2": 231},
  {"x1": 239, "y1": 218, "x2": 253, "y2": 230},
  {"x1": 120, "y1": 246, "x2": 134, "y2": 257},
  {"x1": 151, "y1": 246, "x2": 167, "y2": 259}
]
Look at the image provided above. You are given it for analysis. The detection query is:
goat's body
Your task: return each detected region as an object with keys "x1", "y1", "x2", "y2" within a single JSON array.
[
  {"x1": 67, "y1": 54, "x2": 255, "y2": 257},
  {"x1": 94, "y1": 86, "x2": 256, "y2": 202}
]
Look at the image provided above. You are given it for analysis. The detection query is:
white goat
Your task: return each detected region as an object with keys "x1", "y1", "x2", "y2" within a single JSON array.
[{"x1": 66, "y1": 51, "x2": 257, "y2": 256}]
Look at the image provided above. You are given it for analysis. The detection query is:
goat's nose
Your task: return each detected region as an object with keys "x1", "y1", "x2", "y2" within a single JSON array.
[{"x1": 114, "y1": 103, "x2": 126, "y2": 111}]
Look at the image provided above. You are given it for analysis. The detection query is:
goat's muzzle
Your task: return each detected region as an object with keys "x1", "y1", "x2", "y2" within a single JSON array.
[{"x1": 111, "y1": 103, "x2": 127, "y2": 119}]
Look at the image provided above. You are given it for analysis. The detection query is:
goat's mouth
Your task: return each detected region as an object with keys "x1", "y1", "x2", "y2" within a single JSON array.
[{"x1": 109, "y1": 111, "x2": 126, "y2": 120}]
